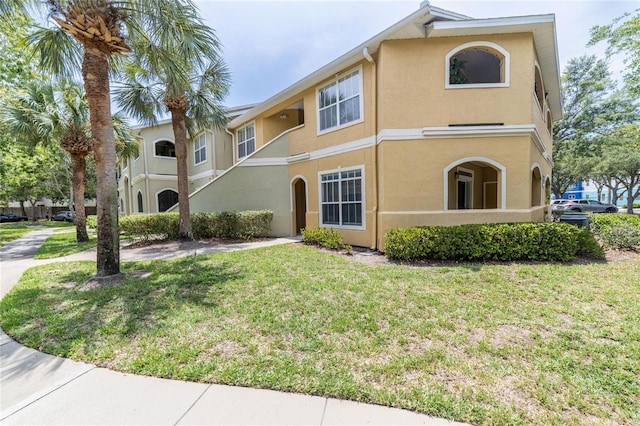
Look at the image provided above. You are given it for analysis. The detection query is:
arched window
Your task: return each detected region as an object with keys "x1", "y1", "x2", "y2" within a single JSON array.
[
  {"x1": 137, "y1": 191, "x2": 144, "y2": 213},
  {"x1": 546, "y1": 110, "x2": 553, "y2": 136},
  {"x1": 446, "y1": 42, "x2": 509, "y2": 88},
  {"x1": 155, "y1": 140, "x2": 176, "y2": 158},
  {"x1": 157, "y1": 189, "x2": 178, "y2": 212}
]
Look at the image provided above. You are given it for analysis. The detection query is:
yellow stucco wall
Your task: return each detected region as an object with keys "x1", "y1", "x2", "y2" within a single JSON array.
[
  {"x1": 377, "y1": 34, "x2": 536, "y2": 129},
  {"x1": 289, "y1": 147, "x2": 376, "y2": 248}
]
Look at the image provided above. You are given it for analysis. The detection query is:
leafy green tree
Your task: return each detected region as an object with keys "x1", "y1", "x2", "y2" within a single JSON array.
[
  {"x1": 590, "y1": 9, "x2": 640, "y2": 96},
  {"x1": 4, "y1": 0, "x2": 218, "y2": 276},
  {"x1": 1, "y1": 79, "x2": 136, "y2": 241},
  {"x1": 2, "y1": 80, "x2": 93, "y2": 240},
  {"x1": 0, "y1": 143, "x2": 69, "y2": 220},
  {"x1": 552, "y1": 55, "x2": 638, "y2": 198},
  {"x1": 596, "y1": 125, "x2": 640, "y2": 213},
  {"x1": 114, "y1": 48, "x2": 230, "y2": 238}
]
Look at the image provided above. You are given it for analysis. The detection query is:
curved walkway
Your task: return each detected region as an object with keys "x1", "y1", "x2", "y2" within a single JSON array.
[{"x1": 0, "y1": 229, "x2": 466, "y2": 425}]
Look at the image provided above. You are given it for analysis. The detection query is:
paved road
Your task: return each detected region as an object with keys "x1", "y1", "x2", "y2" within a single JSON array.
[{"x1": 0, "y1": 229, "x2": 467, "y2": 425}]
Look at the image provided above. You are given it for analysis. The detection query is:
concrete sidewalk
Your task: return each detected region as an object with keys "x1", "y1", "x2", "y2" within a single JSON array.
[{"x1": 0, "y1": 229, "x2": 467, "y2": 425}]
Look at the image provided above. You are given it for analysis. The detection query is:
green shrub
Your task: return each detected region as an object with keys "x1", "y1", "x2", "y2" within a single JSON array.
[
  {"x1": 576, "y1": 228, "x2": 606, "y2": 259},
  {"x1": 191, "y1": 210, "x2": 272, "y2": 239},
  {"x1": 588, "y1": 213, "x2": 640, "y2": 250},
  {"x1": 120, "y1": 213, "x2": 180, "y2": 240},
  {"x1": 301, "y1": 227, "x2": 352, "y2": 253},
  {"x1": 384, "y1": 222, "x2": 584, "y2": 262},
  {"x1": 86, "y1": 215, "x2": 97, "y2": 229},
  {"x1": 119, "y1": 210, "x2": 272, "y2": 241}
]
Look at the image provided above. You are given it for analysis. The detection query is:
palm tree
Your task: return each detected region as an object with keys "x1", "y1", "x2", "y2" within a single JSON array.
[
  {"x1": 4, "y1": 0, "x2": 217, "y2": 276},
  {"x1": 114, "y1": 53, "x2": 230, "y2": 238},
  {"x1": 1, "y1": 79, "x2": 138, "y2": 242}
]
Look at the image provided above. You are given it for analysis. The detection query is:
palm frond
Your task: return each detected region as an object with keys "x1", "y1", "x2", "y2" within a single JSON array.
[{"x1": 26, "y1": 26, "x2": 82, "y2": 79}]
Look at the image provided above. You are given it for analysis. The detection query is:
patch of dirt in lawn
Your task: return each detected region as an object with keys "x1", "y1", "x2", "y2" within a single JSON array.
[{"x1": 79, "y1": 270, "x2": 151, "y2": 291}]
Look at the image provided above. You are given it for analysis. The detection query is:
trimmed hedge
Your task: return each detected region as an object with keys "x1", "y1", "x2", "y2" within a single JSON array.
[
  {"x1": 588, "y1": 213, "x2": 640, "y2": 251},
  {"x1": 385, "y1": 222, "x2": 589, "y2": 262},
  {"x1": 301, "y1": 227, "x2": 352, "y2": 253},
  {"x1": 117, "y1": 210, "x2": 273, "y2": 241}
]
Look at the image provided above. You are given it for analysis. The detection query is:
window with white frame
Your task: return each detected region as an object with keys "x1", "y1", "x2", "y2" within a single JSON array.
[
  {"x1": 194, "y1": 133, "x2": 206, "y2": 165},
  {"x1": 237, "y1": 123, "x2": 255, "y2": 159},
  {"x1": 155, "y1": 140, "x2": 176, "y2": 157},
  {"x1": 318, "y1": 69, "x2": 361, "y2": 132},
  {"x1": 320, "y1": 167, "x2": 363, "y2": 228}
]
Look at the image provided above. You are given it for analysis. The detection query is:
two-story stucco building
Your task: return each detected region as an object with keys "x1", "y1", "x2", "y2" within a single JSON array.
[
  {"x1": 117, "y1": 104, "x2": 253, "y2": 215},
  {"x1": 120, "y1": 1, "x2": 562, "y2": 251}
]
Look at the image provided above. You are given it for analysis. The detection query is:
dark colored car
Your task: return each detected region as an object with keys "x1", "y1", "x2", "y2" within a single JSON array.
[
  {"x1": 553, "y1": 199, "x2": 618, "y2": 214},
  {"x1": 52, "y1": 211, "x2": 75, "y2": 222},
  {"x1": 0, "y1": 213, "x2": 28, "y2": 223}
]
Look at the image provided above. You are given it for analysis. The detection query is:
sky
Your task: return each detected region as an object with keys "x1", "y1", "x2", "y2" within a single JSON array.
[{"x1": 194, "y1": 0, "x2": 639, "y2": 108}]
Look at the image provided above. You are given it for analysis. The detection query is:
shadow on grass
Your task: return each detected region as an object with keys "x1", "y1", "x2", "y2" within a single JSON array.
[{"x1": 0, "y1": 256, "x2": 244, "y2": 358}]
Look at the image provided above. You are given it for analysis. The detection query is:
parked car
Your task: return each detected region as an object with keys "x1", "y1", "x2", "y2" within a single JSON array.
[
  {"x1": 52, "y1": 211, "x2": 75, "y2": 222},
  {"x1": 0, "y1": 213, "x2": 28, "y2": 223},
  {"x1": 553, "y1": 199, "x2": 618, "y2": 214}
]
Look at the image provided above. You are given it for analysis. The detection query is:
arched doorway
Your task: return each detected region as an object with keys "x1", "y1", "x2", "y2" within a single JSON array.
[
  {"x1": 292, "y1": 178, "x2": 307, "y2": 234},
  {"x1": 444, "y1": 158, "x2": 505, "y2": 210},
  {"x1": 531, "y1": 167, "x2": 542, "y2": 207}
]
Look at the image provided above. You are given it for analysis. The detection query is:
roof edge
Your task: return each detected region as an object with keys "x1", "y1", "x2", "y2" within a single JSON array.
[{"x1": 228, "y1": 2, "x2": 456, "y2": 128}]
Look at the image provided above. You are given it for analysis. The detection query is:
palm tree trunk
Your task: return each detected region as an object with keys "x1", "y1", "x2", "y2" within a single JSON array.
[
  {"x1": 169, "y1": 108, "x2": 192, "y2": 239},
  {"x1": 82, "y1": 47, "x2": 119, "y2": 276},
  {"x1": 71, "y1": 153, "x2": 89, "y2": 242}
]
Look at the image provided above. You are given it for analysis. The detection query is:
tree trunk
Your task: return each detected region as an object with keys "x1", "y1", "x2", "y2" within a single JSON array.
[
  {"x1": 29, "y1": 200, "x2": 36, "y2": 222},
  {"x1": 71, "y1": 153, "x2": 89, "y2": 242},
  {"x1": 169, "y1": 108, "x2": 192, "y2": 239},
  {"x1": 82, "y1": 47, "x2": 119, "y2": 276}
]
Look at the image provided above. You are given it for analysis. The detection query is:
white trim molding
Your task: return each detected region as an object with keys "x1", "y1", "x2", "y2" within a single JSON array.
[
  {"x1": 310, "y1": 136, "x2": 376, "y2": 161},
  {"x1": 289, "y1": 175, "x2": 309, "y2": 213},
  {"x1": 239, "y1": 157, "x2": 289, "y2": 167},
  {"x1": 422, "y1": 124, "x2": 551, "y2": 165}
]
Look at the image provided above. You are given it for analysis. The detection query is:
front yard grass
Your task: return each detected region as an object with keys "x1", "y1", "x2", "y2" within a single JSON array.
[
  {"x1": 1, "y1": 244, "x2": 638, "y2": 425},
  {"x1": 33, "y1": 231, "x2": 96, "y2": 259},
  {"x1": 0, "y1": 224, "x2": 32, "y2": 247}
]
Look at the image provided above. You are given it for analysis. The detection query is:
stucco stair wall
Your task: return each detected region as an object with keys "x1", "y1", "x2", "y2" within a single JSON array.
[{"x1": 188, "y1": 134, "x2": 292, "y2": 237}]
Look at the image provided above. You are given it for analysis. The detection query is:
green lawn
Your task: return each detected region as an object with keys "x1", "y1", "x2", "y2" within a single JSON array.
[
  {"x1": 0, "y1": 224, "x2": 32, "y2": 246},
  {"x1": 1, "y1": 244, "x2": 638, "y2": 425},
  {"x1": 33, "y1": 231, "x2": 96, "y2": 259}
]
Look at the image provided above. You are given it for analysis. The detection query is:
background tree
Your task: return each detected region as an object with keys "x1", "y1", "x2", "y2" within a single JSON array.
[
  {"x1": 114, "y1": 52, "x2": 230, "y2": 238},
  {"x1": 0, "y1": 143, "x2": 68, "y2": 219},
  {"x1": 552, "y1": 55, "x2": 637, "y2": 198},
  {"x1": 5, "y1": 0, "x2": 219, "y2": 277},
  {"x1": 591, "y1": 9, "x2": 640, "y2": 96},
  {"x1": 596, "y1": 125, "x2": 640, "y2": 213},
  {"x1": 1, "y1": 79, "x2": 137, "y2": 241}
]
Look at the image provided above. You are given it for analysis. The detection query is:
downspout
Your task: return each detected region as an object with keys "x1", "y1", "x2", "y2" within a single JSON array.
[
  {"x1": 143, "y1": 138, "x2": 151, "y2": 213},
  {"x1": 363, "y1": 47, "x2": 379, "y2": 250},
  {"x1": 210, "y1": 130, "x2": 217, "y2": 179},
  {"x1": 224, "y1": 127, "x2": 236, "y2": 165}
]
